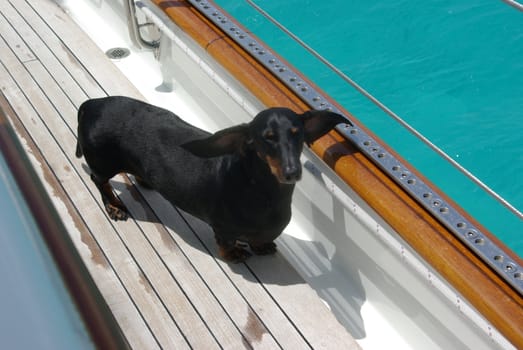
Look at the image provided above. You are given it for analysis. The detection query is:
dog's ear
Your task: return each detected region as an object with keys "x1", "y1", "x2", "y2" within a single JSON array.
[
  {"x1": 301, "y1": 110, "x2": 352, "y2": 145},
  {"x1": 181, "y1": 124, "x2": 251, "y2": 157}
]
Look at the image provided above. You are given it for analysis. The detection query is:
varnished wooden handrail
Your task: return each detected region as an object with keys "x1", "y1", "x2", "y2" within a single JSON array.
[{"x1": 153, "y1": 0, "x2": 523, "y2": 347}]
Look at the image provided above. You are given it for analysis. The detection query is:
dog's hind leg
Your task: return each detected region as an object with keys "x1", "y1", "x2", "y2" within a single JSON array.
[{"x1": 90, "y1": 172, "x2": 129, "y2": 221}]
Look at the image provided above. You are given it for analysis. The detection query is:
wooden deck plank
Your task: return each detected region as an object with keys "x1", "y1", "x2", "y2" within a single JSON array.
[
  {"x1": 146, "y1": 177, "x2": 357, "y2": 348},
  {"x1": 1, "y1": 0, "x2": 93, "y2": 106},
  {"x1": 0, "y1": 0, "x2": 361, "y2": 349},
  {"x1": 5, "y1": 64, "x2": 225, "y2": 350},
  {"x1": 0, "y1": 80, "x2": 186, "y2": 349},
  {"x1": 247, "y1": 256, "x2": 361, "y2": 349},
  {"x1": 22, "y1": 48, "x2": 242, "y2": 350},
  {"x1": 22, "y1": 59, "x2": 221, "y2": 348},
  {"x1": 179, "y1": 210, "x2": 361, "y2": 349},
  {"x1": 125, "y1": 184, "x2": 310, "y2": 348},
  {"x1": 11, "y1": 17, "x2": 248, "y2": 346},
  {"x1": 0, "y1": 26, "x2": 191, "y2": 350},
  {"x1": 114, "y1": 176, "x2": 271, "y2": 349},
  {"x1": 0, "y1": 87, "x2": 160, "y2": 350},
  {"x1": 0, "y1": 3, "x2": 254, "y2": 348},
  {"x1": 0, "y1": 68, "x2": 164, "y2": 349},
  {"x1": 0, "y1": 4, "x2": 35, "y2": 63},
  {"x1": 31, "y1": 0, "x2": 142, "y2": 99}
]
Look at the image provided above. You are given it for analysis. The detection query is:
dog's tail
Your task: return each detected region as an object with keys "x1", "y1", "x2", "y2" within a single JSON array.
[
  {"x1": 75, "y1": 142, "x2": 83, "y2": 158},
  {"x1": 75, "y1": 102, "x2": 85, "y2": 158}
]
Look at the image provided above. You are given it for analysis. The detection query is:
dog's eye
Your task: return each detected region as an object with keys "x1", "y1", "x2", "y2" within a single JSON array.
[{"x1": 263, "y1": 130, "x2": 277, "y2": 141}]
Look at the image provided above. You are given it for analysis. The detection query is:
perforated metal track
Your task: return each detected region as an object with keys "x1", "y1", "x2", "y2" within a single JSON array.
[{"x1": 185, "y1": 0, "x2": 523, "y2": 294}]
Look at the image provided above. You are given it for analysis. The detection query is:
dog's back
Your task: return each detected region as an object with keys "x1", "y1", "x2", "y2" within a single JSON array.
[
  {"x1": 78, "y1": 97, "x2": 209, "y2": 168},
  {"x1": 77, "y1": 96, "x2": 207, "y2": 154}
]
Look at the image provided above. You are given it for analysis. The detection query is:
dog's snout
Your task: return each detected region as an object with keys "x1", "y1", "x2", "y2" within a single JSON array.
[{"x1": 282, "y1": 164, "x2": 302, "y2": 183}]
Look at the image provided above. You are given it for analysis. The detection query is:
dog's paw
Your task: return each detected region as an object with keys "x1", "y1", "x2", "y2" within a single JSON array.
[
  {"x1": 219, "y1": 246, "x2": 252, "y2": 263},
  {"x1": 105, "y1": 203, "x2": 129, "y2": 221},
  {"x1": 251, "y1": 242, "x2": 277, "y2": 256}
]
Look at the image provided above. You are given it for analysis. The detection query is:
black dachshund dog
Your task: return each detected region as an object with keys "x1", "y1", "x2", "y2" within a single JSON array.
[{"x1": 76, "y1": 96, "x2": 350, "y2": 262}]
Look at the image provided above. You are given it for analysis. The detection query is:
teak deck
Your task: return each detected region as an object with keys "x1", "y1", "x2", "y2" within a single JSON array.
[{"x1": 0, "y1": 0, "x2": 360, "y2": 348}]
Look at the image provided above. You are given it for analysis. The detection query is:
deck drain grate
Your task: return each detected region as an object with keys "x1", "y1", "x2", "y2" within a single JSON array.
[{"x1": 105, "y1": 47, "x2": 131, "y2": 60}]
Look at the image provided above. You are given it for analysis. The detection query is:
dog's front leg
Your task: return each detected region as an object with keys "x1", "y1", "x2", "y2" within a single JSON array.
[
  {"x1": 214, "y1": 233, "x2": 251, "y2": 263},
  {"x1": 250, "y1": 241, "x2": 277, "y2": 255},
  {"x1": 90, "y1": 173, "x2": 129, "y2": 221}
]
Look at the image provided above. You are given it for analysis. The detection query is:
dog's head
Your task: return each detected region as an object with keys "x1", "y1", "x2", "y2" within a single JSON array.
[{"x1": 182, "y1": 108, "x2": 351, "y2": 184}]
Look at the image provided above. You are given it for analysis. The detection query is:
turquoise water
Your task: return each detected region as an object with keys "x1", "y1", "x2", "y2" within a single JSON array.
[{"x1": 214, "y1": 1, "x2": 523, "y2": 256}]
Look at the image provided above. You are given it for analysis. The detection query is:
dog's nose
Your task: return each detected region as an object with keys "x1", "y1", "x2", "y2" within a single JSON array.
[{"x1": 282, "y1": 165, "x2": 302, "y2": 183}]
